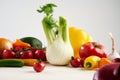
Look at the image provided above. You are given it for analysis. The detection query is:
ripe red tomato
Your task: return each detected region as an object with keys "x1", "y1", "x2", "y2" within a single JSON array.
[
  {"x1": 70, "y1": 56, "x2": 81, "y2": 67},
  {"x1": 79, "y1": 42, "x2": 107, "y2": 59},
  {"x1": 34, "y1": 50, "x2": 46, "y2": 61},
  {"x1": 30, "y1": 48, "x2": 37, "y2": 54},
  {"x1": 13, "y1": 46, "x2": 23, "y2": 52},
  {"x1": 1, "y1": 49, "x2": 16, "y2": 59},
  {"x1": 20, "y1": 50, "x2": 33, "y2": 59},
  {"x1": 33, "y1": 62, "x2": 45, "y2": 72}
]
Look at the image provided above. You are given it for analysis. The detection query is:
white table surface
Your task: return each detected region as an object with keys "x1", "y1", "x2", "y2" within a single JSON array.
[{"x1": 0, "y1": 64, "x2": 96, "y2": 80}]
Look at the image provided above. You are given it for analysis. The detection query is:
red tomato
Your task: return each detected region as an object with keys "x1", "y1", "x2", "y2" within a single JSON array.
[
  {"x1": 12, "y1": 46, "x2": 23, "y2": 53},
  {"x1": 1, "y1": 49, "x2": 16, "y2": 59},
  {"x1": 70, "y1": 56, "x2": 81, "y2": 67},
  {"x1": 30, "y1": 48, "x2": 37, "y2": 54},
  {"x1": 20, "y1": 50, "x2": 33, "y2": 59},
  {"x1": 33, "y1": 62, "x2": 45, "y2": 72},
  {"x1": 34, "y1": 50, "x2": 47, "y2": 61},
  {"x1": 79, "y1": 42, "x2": 107, "y2": 59}
]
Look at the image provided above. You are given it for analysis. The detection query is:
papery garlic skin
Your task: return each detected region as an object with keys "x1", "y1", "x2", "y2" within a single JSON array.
[{"x1": 108, "y1": 51, "x2": 120, "y2": 61}]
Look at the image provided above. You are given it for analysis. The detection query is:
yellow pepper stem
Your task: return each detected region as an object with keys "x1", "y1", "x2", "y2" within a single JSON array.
[{"x1": 86, "y1": 62, "x2": 92, "y2": 68}]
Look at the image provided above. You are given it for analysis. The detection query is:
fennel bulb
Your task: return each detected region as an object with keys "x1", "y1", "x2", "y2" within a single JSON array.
[
  {"x1": 46, "y1": 36, "x2": 74, "y2": 65},
  {"x1": 37, "y1": 3, "x2": 74, "y2": 65}
]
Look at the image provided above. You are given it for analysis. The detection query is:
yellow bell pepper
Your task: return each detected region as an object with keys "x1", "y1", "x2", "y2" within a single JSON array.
[
  {"x1": 84, "y1": 56, "x2": 101, "y2": 70},
  {"x1": 69, "y1": 27, "x2": 93, "y2": 58}
]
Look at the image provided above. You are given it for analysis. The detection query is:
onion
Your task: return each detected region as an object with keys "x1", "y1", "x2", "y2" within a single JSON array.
[{"x1": 0, "y1": 38, "x2": 13, "y2": 54}]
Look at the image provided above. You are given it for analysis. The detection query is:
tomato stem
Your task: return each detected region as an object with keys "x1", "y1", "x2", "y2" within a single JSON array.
[{"x1": 71, "y1": 56, "x2": 74, "y2": 60}]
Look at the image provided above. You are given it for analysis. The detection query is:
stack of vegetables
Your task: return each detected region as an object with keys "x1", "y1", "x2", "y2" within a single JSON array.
[
  {"x1": 36, "y1": 3, "x2": 113, "y2": 69},
  {"x1": 0, "y1": 37, "x2": 46, "y2": 67},
  {"x1": 0, "y1": 3, "x2": 120, "y2": 78}
]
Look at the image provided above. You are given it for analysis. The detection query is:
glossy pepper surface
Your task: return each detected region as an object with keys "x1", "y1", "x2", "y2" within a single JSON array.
[
  {"x1": 69, "y1": 27, "x2": 93, "y2": 58},
  {"x1": 84, "y1": 56, "x2": 101, "y2": 70}
]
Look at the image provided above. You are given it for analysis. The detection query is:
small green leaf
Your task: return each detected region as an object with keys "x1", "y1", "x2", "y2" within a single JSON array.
[{"x1": 37, "y1": 3, "x2": 57, "y2": 16}]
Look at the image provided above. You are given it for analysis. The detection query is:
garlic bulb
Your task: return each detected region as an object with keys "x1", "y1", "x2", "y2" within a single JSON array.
[{"x1": 107, "y1": 33, "x2": 120, "y2": 61}]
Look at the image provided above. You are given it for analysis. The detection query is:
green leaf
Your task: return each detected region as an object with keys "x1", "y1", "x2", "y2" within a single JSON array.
[{"x1": 37, "y1": 3, "x2": 57, "y2": 16}]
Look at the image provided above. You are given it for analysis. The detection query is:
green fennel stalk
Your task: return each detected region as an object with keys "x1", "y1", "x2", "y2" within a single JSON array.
[{"x1": 37, "y1": 3, "x2": 68, "y2": 45}]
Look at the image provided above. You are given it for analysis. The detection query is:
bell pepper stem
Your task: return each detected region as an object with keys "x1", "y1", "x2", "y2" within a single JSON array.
[{"x1": 86, "y1": 62, "x2": 92, "y2": 68}]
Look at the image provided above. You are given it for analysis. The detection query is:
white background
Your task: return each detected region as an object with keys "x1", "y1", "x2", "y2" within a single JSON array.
[{"x1": 0, "y1": 0, "x2": 120, "y2": 54}]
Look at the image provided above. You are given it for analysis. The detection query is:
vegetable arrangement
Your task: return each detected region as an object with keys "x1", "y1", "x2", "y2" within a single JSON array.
[
  {"x1": 0, "y1": 37, "x2": 46, "y2": 72},
  {"x1": 0, "y1": 3, "x2": 120, "y2": 79}
]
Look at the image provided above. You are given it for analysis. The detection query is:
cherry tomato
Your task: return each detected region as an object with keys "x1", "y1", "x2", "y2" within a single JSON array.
[
  {"x1": 1, "y1": 49, "x2": 16, "y2": 59},
  {"x1": 33, "y1": 62, "x2": 45, "y2": 72},
  {"x1": 34, "y1": 50, "x2": 47, "y2": 61},
  {"x1": 20, "y1": 50, "x2": 33, "y2": 59},
  {"x1": 30, "y1": 48, "x2": 37, "y2": 54},
  {"x1": 70, "y1": 56, "x2": 81, "y2": 67},
  {"x1": 13, "y1": 46, "x2": 23, "y2": 52},
  {"x1": 79, "y1": 58, "x2": 85, "y2": 67}
]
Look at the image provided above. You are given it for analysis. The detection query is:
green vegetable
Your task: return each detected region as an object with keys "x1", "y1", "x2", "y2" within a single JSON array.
[
  {"x1": 37, "y1": 3, "x2": 74, "y2": 65},
  {"x1": 0, "y1": 59, "x2": 24, "y2": 67},
  {"x1": 20, "y1": 37, "x2": 43, "y2": 49}
]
